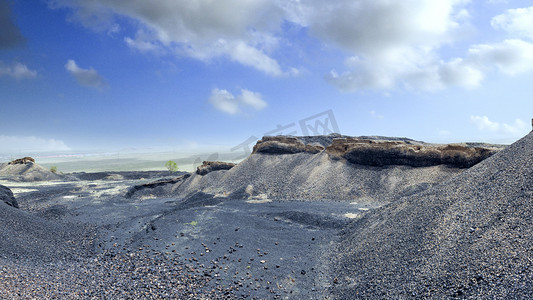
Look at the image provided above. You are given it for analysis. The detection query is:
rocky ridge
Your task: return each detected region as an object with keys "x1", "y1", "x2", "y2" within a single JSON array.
[
  {"x1": 255, "y1": 135, "x2": 501, "y2": 168},
  {"x1": 167, "y1": 135, "x2": 502, "y2": 202}
]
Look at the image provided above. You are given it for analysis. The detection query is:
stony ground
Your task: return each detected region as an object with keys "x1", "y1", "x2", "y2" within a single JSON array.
[
  {"x1": 328, "y1": 132, "x2": 533, "y2": 299},
  {"x1": 0, "y1": 133, "x2": 528, "y2": 299},
  {"x1": 0, "y1": 173, "x2": 370, "y2": 299}
]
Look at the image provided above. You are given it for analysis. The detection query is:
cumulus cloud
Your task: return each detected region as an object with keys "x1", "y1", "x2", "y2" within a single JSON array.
[
  {"x1": 468, "y1": 39, "x2": 533, "y2": 75},
  {"x1": 491, "y1": 6, "x2": 533, "y2": 40},
  {"x1": 0, "y1": 61, "x2": 37, "y2": 79},
  {"x1": 50, "y1": 0, "x2": 287, "y2": 76},
  {"x1": 470, "y1": 116, "x2": 528, "y2": 135},
  {"x1": 49, "y1": 1, "x2": 533, "y2": 90},
  {"x1": 302, "y1": 0, "x2": 464, "y2": 55},
  {"x1": 306, "y1": 0, "x2": 472, "y2": 91},
  {"x1": 209, "y1": 88, "x2": 267, "y2": 115},
  {"x1": 0, "y1": 0, "x2": 25, "y2": 49},
  {"x1": 125, "y1": 36, "x2": 161, "y2": 53},
  {"x1": 65, "y1": 59, "x2": 108, "y2": 89},
  {"x1": 0, "y1": 136, "x2": 71, "y2": 153},
  {"x1": 302, "y1": 1, "x2": 533, "y2": 91}
]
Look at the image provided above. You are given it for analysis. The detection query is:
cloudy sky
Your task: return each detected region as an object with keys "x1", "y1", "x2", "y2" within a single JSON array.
[{"x1": 1, "y1": 0, "x2": 532, "y2": 154}]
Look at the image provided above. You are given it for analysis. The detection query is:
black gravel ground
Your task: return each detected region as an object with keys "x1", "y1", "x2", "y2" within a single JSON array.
[
  {"x1": 0, "y1": 133, "x2": 525, "y2": 299},
  {"x1": 328, "y1": 132, "x2": 532, "y2": 299},
  {"x1": 0, "y1": 175, "x2": 369, "y2": 299}
]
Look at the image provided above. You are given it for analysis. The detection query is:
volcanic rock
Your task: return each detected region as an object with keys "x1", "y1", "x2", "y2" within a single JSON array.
[
  {"x1": 0, "y1": 185, "x2": 18, "y2": 208},
  {"x1": 125, "y1": 174, "x2": 191, "y2": 198},
  {"x1": 326, "y1": 138, "x2": 499, "y2": 168},
  {"x1": 252, "y1": 136, "x2": 324, "y2": 155},
  {"x1": 8, "y1": 157, "x2": 35, "y2": 165},
  {"x1": 196, "y1": 161, "x2": 236, "y2": 176}
]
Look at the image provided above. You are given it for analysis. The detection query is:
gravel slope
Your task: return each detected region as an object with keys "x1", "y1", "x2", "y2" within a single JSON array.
[
  {"x1": 328, "y1": 132, "x2": 532, "y2": 299},
  {"x1": 172, "y1": 152, "x2": 462, "y2": 204}
]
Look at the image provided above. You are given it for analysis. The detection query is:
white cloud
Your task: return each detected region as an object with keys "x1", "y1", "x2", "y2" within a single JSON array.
[
  {"x1": 65, "y1": 59, "x2": 108, "y2": 89},
  {"x1": 302, "y1": 0, "x2": 464, "y2": 56},
  {"x1": 308, "y1": 0, "x2": 477, "y2": 91},
  {"x1": 470, "y1": 116, "x2": 528, "y2": 135},
  {"x1": 124, "y1": 29, "x2": 164, "y2": 53},
  {"x1": 209, "y1": 88, "x2": 267, "y2": 115},
  {"x1": 0, "y1": 61, "x2": 37, "y2": 79},
  {"x1": 437, "y1": 58, "x2": 484, "y2": 89},
  {"x1": 0, "y1": 136, "x2": 71, "y2": 153},
  {"x1": 491, "y1": 6, "x2": 533, "y2": 40},
  {"x1": 50, "y1": 1, "x2": 533, "y2": 90},
  {"x1": 471, "y1": 115, "x2": 500, "y2": 131},
  {"x1": 125, "y1": 37, "x2": 160, "y2": 53},
  {"x1": 468, "y1": 39, "x2": 533, "y2": 75},
  {"x1": 300, "y1": 1, "x2": 533, "y2": 91},
  {"x1": 51, "y1": 0, "x2": 288, "y2": 76},
  {"x1": 227, "y1": 41, "x2": 282, "y2": 76}
]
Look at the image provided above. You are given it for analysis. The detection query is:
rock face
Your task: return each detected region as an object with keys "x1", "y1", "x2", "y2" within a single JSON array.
[
  {"x1": 328, "y1": 132, "x2": 533, "y2": 298},
  {"x1": 252, "y1": 135, "x2": 500, "y2": 168},
  {"x1": 326, "y1": 138, "x2": 498, "y2": 168},
  {"x1": 0, "y1": 185, "x2": 18, "y2": 208},
  {"x1": 8, "y1": 157, "x2": 35, "y2": 165},
  {"x1": 252, "y1": 136, "x2": 324, "y2": 155},
  {"x1": 196, "y1": 161, "x2": 236, "y2": 176},
  {"x1": 125, "y1": 174, "x2": 191, "y2": 198}
]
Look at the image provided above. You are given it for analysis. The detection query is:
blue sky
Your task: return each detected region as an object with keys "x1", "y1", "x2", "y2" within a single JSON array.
[{"x1": 1, "y1": 0, "x2": 532, "y2": 155}]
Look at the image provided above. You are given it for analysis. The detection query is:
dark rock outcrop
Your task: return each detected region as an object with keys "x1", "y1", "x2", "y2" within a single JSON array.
[
  {"x1": 8, "y1": 157, "x2": 35, "y2": 165},
  {"x1": 125, "y1": 174, "x2": 191, "y2": 198},
  {"x1": 252, "y1": 136, "x2": 499, "y2": 168},
  {"x1": 326, "y1": 138, "x2": 499, "y2": 168},
  {"x1": 0, "y1": 185, "x2": 18, "y2": 208},
  {"x1": 196, "y1": 161, "x2": 236, "y2": 176},
  {"x1": 252, "y1": 136, "x2": 325, "y2": 155}
]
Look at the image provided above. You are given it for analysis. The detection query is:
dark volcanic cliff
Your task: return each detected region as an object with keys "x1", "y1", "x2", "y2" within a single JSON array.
[{"x1": 254, "y1": 135, "x2": 501, "y2": 168}]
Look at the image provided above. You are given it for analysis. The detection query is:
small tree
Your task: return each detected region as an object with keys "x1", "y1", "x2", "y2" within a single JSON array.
[
  {"x1": 165, "y1": 160, "x2": 178, "y2": 174},
  {"x1": 50, "y1": 166, "x2": 58, "y2": 173}
]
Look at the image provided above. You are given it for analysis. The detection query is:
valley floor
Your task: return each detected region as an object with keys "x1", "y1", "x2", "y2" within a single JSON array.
[{"x1": 0, "y1": 174, "x2": 372, "y2": 299}]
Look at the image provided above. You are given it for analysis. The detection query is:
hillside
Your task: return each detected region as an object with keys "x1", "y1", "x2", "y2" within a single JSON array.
[
  {"x1": 160, "y1": 135, "x2": 502, "y2": 204},
  {"x1": 328, "y1": 132, "x2": 532, "y2": 298}
]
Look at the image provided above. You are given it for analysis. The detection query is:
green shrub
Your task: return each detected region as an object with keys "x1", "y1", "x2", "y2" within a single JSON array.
[
  {"x1": 165, "y1": 160, "x2": 178, "y2": 174},
  {"x1": 50, "y1": 166, "x2": 58, "y2": 173}
]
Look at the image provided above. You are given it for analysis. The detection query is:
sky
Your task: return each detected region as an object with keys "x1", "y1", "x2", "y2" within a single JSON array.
[{"x1": 1, "y1": 0, "x2": 532, "y2": 156}]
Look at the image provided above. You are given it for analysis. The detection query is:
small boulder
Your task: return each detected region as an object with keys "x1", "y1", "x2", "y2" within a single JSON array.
[
  {"x1": 0, "y1": 185, "x2": 18, "y2": 208},
  {"x1": 196, "y1": 161, "x2": 236, "y2": 176}
]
